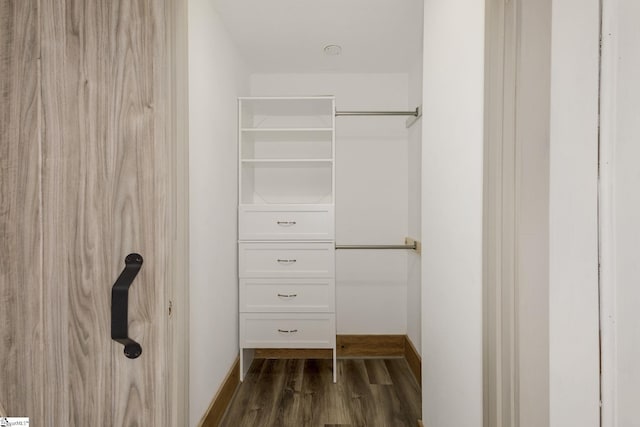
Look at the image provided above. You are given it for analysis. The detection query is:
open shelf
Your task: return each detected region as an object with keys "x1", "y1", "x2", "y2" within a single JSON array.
[
  {"x1": 239, "y1": 97, "x2": 334, "y2": 130},
  {"x1": 241, "y1": 128, "x2": 333, "y2": 160},
  {"x1": 240, "y1": 163, "x2": 333, "y2": 205},
  {"x1": 239, "y1": 97, "x2": 335, "y2": 205}
]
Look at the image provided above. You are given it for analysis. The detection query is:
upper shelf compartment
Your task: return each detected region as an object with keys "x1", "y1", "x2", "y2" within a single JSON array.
[
  {"x1": 239, "y1": 97, "x2": 335, "y2": 130},
  {"x1": 239, "y1": 96, "x2": 335, "y2": 205},
  {"x1": 241, "y1": 129, "x2": 333, "y2": 160}
]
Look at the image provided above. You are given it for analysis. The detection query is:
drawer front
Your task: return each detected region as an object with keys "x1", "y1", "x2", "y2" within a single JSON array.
[
  {"x1": 239, "y1": 206, "x2": 334, "y2": 240},
  {"x1": 240, "y1": 279, "x2": 335, "y2": 313},
  {"x1": 239, "y1": 243, "x2": 335, "y2": 278},
  {"x1": 240, "y1": 314, "x2": 335, "y2": 348}
]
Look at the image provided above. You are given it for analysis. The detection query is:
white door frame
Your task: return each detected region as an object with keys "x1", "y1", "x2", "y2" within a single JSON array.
[
  {"x1": 482, "y1": 0, "x2": 601, "y2": 426},
  {"x1": 547, "y1": 1, "x2": 601, "y2": 426},
  {"x1": 598, "y1": 0, "x2": 640, "y2": 425},
  {"x1": 599, "y1": 4, "x2": 617, "y2": 417}
]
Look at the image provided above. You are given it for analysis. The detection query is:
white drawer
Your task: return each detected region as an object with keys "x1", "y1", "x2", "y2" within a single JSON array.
[
  {"x1": 238, "y1": 205, "x2": 334, "y2": 240},
  {"x1": 240, "y1": 278, "x2": 335, "y2": 313},
  {"x1": 238, "y1": 242, "x2": 334, "y2": 278},
  {"x1": 240, "y1": 313, "x2": 335, "y2": 348}
]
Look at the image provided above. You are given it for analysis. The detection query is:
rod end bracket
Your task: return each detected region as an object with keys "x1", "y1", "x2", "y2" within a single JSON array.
[{"x1": 405, "y1": 237, "x2": 421, "y2": 254}]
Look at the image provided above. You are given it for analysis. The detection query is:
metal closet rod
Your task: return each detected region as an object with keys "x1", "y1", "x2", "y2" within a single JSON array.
[
  {"x1": 335, "y1": 242, "x2": 417, "y2": 250},
  {"x1": 335, "y1": 107, "x2": 420, "y2": 117}
]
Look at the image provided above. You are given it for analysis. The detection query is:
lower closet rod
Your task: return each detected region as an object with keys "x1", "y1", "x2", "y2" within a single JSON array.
[{"x1": 335, "y1": 243, "x2": 417, "y2": 250}]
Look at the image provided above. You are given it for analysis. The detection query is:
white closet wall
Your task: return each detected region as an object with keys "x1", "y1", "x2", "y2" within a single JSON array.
[
  {"x1": 251, "y1": 73, "x2": 411, "y2": 334},
  {"x1": 421, "y1": 0, "x2": 485, "y2": 425},
  {"x1": 188, "y1": 2, "x2": 248, "y2": 425}
]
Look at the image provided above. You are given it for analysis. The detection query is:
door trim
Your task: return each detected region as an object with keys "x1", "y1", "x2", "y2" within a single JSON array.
[
  {"x1": 483, "y1": 0, "x2": 519, "y2": 425},
  {"x1": 169, "y1": 0, "x2": 190, "y2": 424},
  {"x1": 599, "y1": 0, "x2": 617, "y2": 425}
]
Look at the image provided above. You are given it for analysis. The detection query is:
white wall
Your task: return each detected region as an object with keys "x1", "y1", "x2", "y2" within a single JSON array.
[
  {"x1": 250, "y1": 73, "x2": 411, "y2": 335},
  {"x1": 407, "y1": 55, "x2": 422, "y2": 353},
  {"x1": 421, "y1": 0, "x2": 485, "y2": 426},
  {"x1": 600, "y1": 1, "x2": 640, "y2": 425},
  {"x1": 548, "y1": 0, "x2": 600, "y2": 425},
  {"x1": 188, "y1": 2, "x2": 248, "y2": 424}
]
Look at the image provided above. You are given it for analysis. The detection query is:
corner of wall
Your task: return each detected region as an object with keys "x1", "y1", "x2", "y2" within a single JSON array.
[{"x1": 187, "y1": 1, "x2": 249, "y2": 425}]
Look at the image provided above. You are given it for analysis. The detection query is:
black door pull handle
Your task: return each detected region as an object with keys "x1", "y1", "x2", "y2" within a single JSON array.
[{"x1": 111, "y1": 253, "x2": 143, "y2": 359}]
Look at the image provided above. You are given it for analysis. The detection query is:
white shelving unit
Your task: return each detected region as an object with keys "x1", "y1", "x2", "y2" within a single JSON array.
[{"x1": 238, "y1": 96, "x2": 336, "y2": 382}]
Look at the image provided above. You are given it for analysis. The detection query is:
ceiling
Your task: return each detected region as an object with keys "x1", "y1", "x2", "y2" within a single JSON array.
[{"x1": 213, "y1": 0, "x2": 424, "y2": 74}]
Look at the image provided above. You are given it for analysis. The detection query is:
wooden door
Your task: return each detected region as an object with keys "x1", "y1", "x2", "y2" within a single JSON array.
[{"x1": 1, "y1": 0, "x2": 183, "y2": 425}]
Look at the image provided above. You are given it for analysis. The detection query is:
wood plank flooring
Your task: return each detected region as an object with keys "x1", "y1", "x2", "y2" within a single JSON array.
[{"x1": 220, "y1": 358, "x2": 421, "y2": 427}]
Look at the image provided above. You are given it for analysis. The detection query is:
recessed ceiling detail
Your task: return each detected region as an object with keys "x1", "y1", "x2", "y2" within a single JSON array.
[{"x1": 213, "y1": 0, "x2": 423, "y2": 73}]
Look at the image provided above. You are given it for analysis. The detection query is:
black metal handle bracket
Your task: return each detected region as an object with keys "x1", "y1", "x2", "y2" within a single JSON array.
[{"x1": 111, "y1": 253, "x2": 143, "y2": 359}]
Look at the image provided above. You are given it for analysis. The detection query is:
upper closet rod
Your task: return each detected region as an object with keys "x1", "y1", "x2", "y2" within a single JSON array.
[
  {"x1": 335, "y1": 106, "x2": 422, "y2": 128},
  {"x1": 335, "y1": 106, "x2": 420, "y2": 117}
]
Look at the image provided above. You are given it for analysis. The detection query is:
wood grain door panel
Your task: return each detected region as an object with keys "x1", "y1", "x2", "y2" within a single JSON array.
[
  {"x1": 1, "y1": 0, "x2": 175, "y2": 425},
  {"x1": 0, "y1": 0, "x2": 44, "y2": 422}
]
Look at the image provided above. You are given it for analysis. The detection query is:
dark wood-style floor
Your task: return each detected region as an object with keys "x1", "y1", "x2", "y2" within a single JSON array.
[{"x1": 220, "y1": 358, "x2": 421, "y2": 427}]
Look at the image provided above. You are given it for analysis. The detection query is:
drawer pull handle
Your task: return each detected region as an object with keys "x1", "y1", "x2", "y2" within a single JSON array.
[
  {"x1": 278, "y1": 329, "x2": 298, "y2": 334},
  {"x1": 277, "y1": 259, "x2": 297, "y2": 263},
  {"x1": 276, "y1": 221, "x2": 297, "y2": 226},
  {"x1": 277, "y1": 293, "x2": 298, "y2": 298}
]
